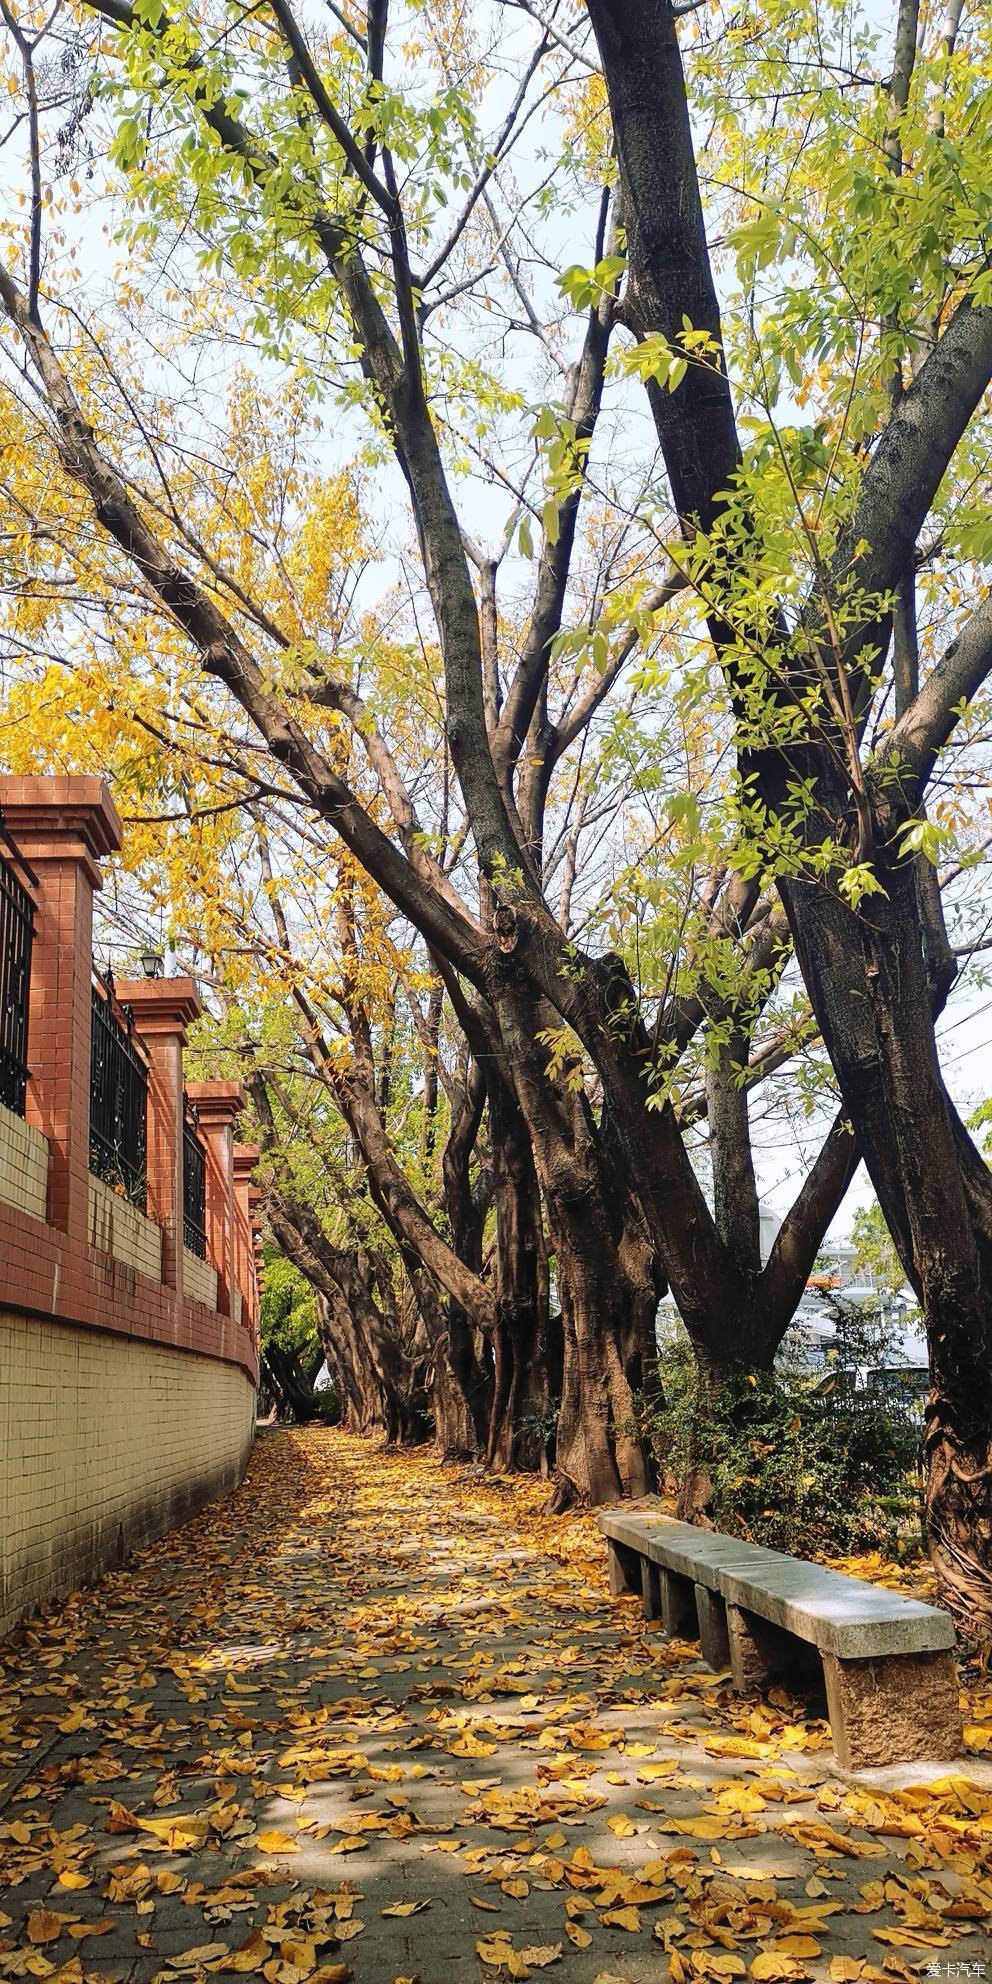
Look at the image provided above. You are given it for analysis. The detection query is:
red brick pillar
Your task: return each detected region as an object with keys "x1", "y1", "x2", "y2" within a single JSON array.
[
  {"x1": 185, "y1": 1081, "x2": 244, "y2": 1318},
  {"x1": 232, "y1": 1144, "x2": 259, "y2": 1331},
  {"x1": 0, "y1": 775, "x2": 122, "y2": 1240},
  {"x1": 115, "y1": 978, "x2": 202, "y2": 1304}
]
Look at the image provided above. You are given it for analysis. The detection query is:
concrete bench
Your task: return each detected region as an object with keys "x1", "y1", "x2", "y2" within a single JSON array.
[{"x1": 598, "y1": 1504, "x2": 961, "y2": 1771}]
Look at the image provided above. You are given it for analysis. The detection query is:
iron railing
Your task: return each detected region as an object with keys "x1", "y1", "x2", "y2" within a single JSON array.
[
  {"x1": 89, "y1": 971, "x2": 148, "y2": 1207},
  {"x1": 0, "y1": 847, "x2": 33, "y2": 1116},
  {"x1": 183, "y1": 1101, "x2": 208, "y2": 1258}
]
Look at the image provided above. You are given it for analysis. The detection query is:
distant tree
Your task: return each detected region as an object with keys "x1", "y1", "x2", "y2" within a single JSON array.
[
  {"x1": 851, "y1": 1204, "x2": 912, "y2": 1298},
  {"x1": 259, "y1": 1250, "x2": 322, "y2": 1423}
]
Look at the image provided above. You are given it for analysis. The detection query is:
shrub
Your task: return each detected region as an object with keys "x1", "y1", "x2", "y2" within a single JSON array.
[
  {"x1": 311, "y1": 1387, "x2": 341, "y2": 1426},
  {"x1": 645, "y1": 1318, "x2": 923, "y2": 1558}
]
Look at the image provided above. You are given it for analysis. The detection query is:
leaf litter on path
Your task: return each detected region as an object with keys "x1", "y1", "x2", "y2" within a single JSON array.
[{"x1": 1, "y1": 1430, "x2": 991, "y2": 1984}]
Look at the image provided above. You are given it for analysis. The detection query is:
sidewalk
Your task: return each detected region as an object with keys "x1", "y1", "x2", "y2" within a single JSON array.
[{"x1": 1, "y1": 1429, "x2": 989, "y2": 1984}]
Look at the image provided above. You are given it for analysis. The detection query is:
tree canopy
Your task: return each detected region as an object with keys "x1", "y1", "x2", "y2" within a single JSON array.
[{"x1": 3, "y1": 0, "x2": 992, "y2": 1628}]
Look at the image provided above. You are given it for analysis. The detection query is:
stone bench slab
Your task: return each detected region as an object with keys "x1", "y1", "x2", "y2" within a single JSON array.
[
  {"x1": 598, "y1": 1507, "x2": 779, "y2": 1591},
  {"x1": 717, "y1": 1556, "x2": 954, "y2": 1659}
]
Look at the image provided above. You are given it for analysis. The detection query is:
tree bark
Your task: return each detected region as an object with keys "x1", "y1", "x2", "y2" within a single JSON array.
[
  {"x1": 780, "y1": 826, "x2": 992, "y2": 1632},
  {"x1": 486, "y1": 1064, "x2": 555, "y2": 1472},
  {"x1": 490, "y1": 969, "x2": 662, "y2": 1505}
]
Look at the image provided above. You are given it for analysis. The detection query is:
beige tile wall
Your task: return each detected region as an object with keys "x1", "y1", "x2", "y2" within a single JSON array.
[
  {"x1": 0, "y1": 1309, "x2": 256, "y2": 1636},
  {"x1": 183, "y1": 1246, "x2": 219, "y2": 1310},
  {"x1": 88, "y1": 1174, "x2": 163, "y2": 1280},
  {"x1": 0, "y1": 1104, "x2": 49, "y2": 1220}
]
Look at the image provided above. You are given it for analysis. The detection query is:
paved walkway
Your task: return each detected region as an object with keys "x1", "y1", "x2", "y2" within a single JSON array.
[{"x1": 1, "y1": 1430, "x2": 990, "y2": 1984}]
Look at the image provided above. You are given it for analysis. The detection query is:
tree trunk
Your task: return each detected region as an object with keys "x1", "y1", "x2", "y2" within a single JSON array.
[
  {"x1": 405, "y1": 1255, "x2": 489, "y2": 1460},
  {"x1": 438, "y1": 1053, "x2": 494, "y2": 1456},
  {"x1": 780, "y1": 831, "x2": 992, "y2": 1633},
  {"x1": 317, "y1": 1291, "x2": 383, "y2": 1436},
  {"x1": 490, "y1": 972, "x2": 661, "y2": 1505},
  {"x1": 486, "y1": 1065, "x2": 554, "y2": 1472},
  {"x1": 267, "y1": 1196, "x2": 427, "y2": 1446},
  {"x1": 260, "y1": 1342, "x2": 320, "y2": 1423}
]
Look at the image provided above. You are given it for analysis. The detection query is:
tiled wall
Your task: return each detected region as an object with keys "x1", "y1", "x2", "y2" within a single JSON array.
[
  {"x1": 0, "y1": 778, "x2": 261, "y2": 1642},
  {"x1": 0, "y1": 1308, "x2": 255, "y2": 1636},
  {"x1": 88, "y1": 1174, "x2": 163, "y2": 1281},
  {"x1": 0, "y1": 1104, "x2": 49, "y2": 1220},
  {"x1": 183, "y1": 1246, "x2": 219, "y2": 1310}
]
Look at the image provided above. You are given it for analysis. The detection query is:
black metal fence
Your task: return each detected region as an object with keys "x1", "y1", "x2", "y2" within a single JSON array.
[
  {"x1": 183, "y1": 1102, "x2": 208, "y2": 1258},
  {"x1": 0, "y1": 848, "x2": 33, "y2": 1116},
  {"x1": 90, "y1": 973, "x2": 148, "y2": 1207}
]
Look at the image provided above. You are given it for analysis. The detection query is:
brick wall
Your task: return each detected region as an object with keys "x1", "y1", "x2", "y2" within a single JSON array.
[
  {"x1": 0, "y1": 1104, "x2": 48, "y2": 1220},
  {"x1": 0, "y1": 776, "x2": 263, "y2": 1638},
  {"x1": 0, "y1": 1308, "x2": 255, "y2": 1637}
]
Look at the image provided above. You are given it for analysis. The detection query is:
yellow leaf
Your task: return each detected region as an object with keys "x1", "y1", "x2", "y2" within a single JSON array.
[
  {"x1": 230, "y1": 1932, "x2": 270, "y2": 1972},
  {"x1": 448, "y1": 1733, "x2": 498, "y2": 1758},
  {"x1": 671, "y1": 1816, "x2": 732, "y2": 1840},
  {"x1": 565, "y1": 1922, "x2": 592, "y2": 1948},
  {"x1": 26, "y1": 1912, "x2": 66, "y2": 1945},
  {"x1": 477, "y1": 1935, "x2": 513, "y2": 1965},
  {"x1": 380, "y1": 1901, "x2": 430, "y2": 1917},
  {"x1": 255, "y1": 1830, "x2": 300, "y2": 1855},
  {"x1": 872, "y1": 1928, "x2": 949, "y2": 1951},
  {"x1": 600, "y1": 1905, "x2": 640, "y2": 1930}
]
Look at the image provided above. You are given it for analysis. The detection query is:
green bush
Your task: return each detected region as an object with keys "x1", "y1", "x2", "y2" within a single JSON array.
[{"x1": 645, "y1": 1320, "x2": 923, "y2": 1558}]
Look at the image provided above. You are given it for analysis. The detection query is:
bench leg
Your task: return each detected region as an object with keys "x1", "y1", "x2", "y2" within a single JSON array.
[
  {"x1": 695, "y1": 1583, "x2": 730, "y2": 1670},
  {"x1": 607, "y1": 1539, "x2": 641, "y2": 1597},
  {"x1": 727, "y1": 1603, "x2": 769, "y2": 1691},
  {"x1": 660, "y1": 1568, "x2": 698, "y2": 1639},
  {"x1": 726, "y1": 1604, "x2": 824, "y2": 1700},
  {"x1": 822, "y1": 1649, "x2": 963, "y2": 1771},
  {"x1": 641, "y1": 1559, "x2": 662, "y2": 1620}
]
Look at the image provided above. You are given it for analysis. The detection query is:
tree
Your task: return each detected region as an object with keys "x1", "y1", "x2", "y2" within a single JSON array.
[
  {"x1": 258, "y1": 1249, "x2": 322, "y2": 1422},
  {"x1": 581, "y1": 0, "x2": 992, "y2": 1627},
  {"x1": 850, "y1": 1204, "x2": 913, "y2": 1298}
]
